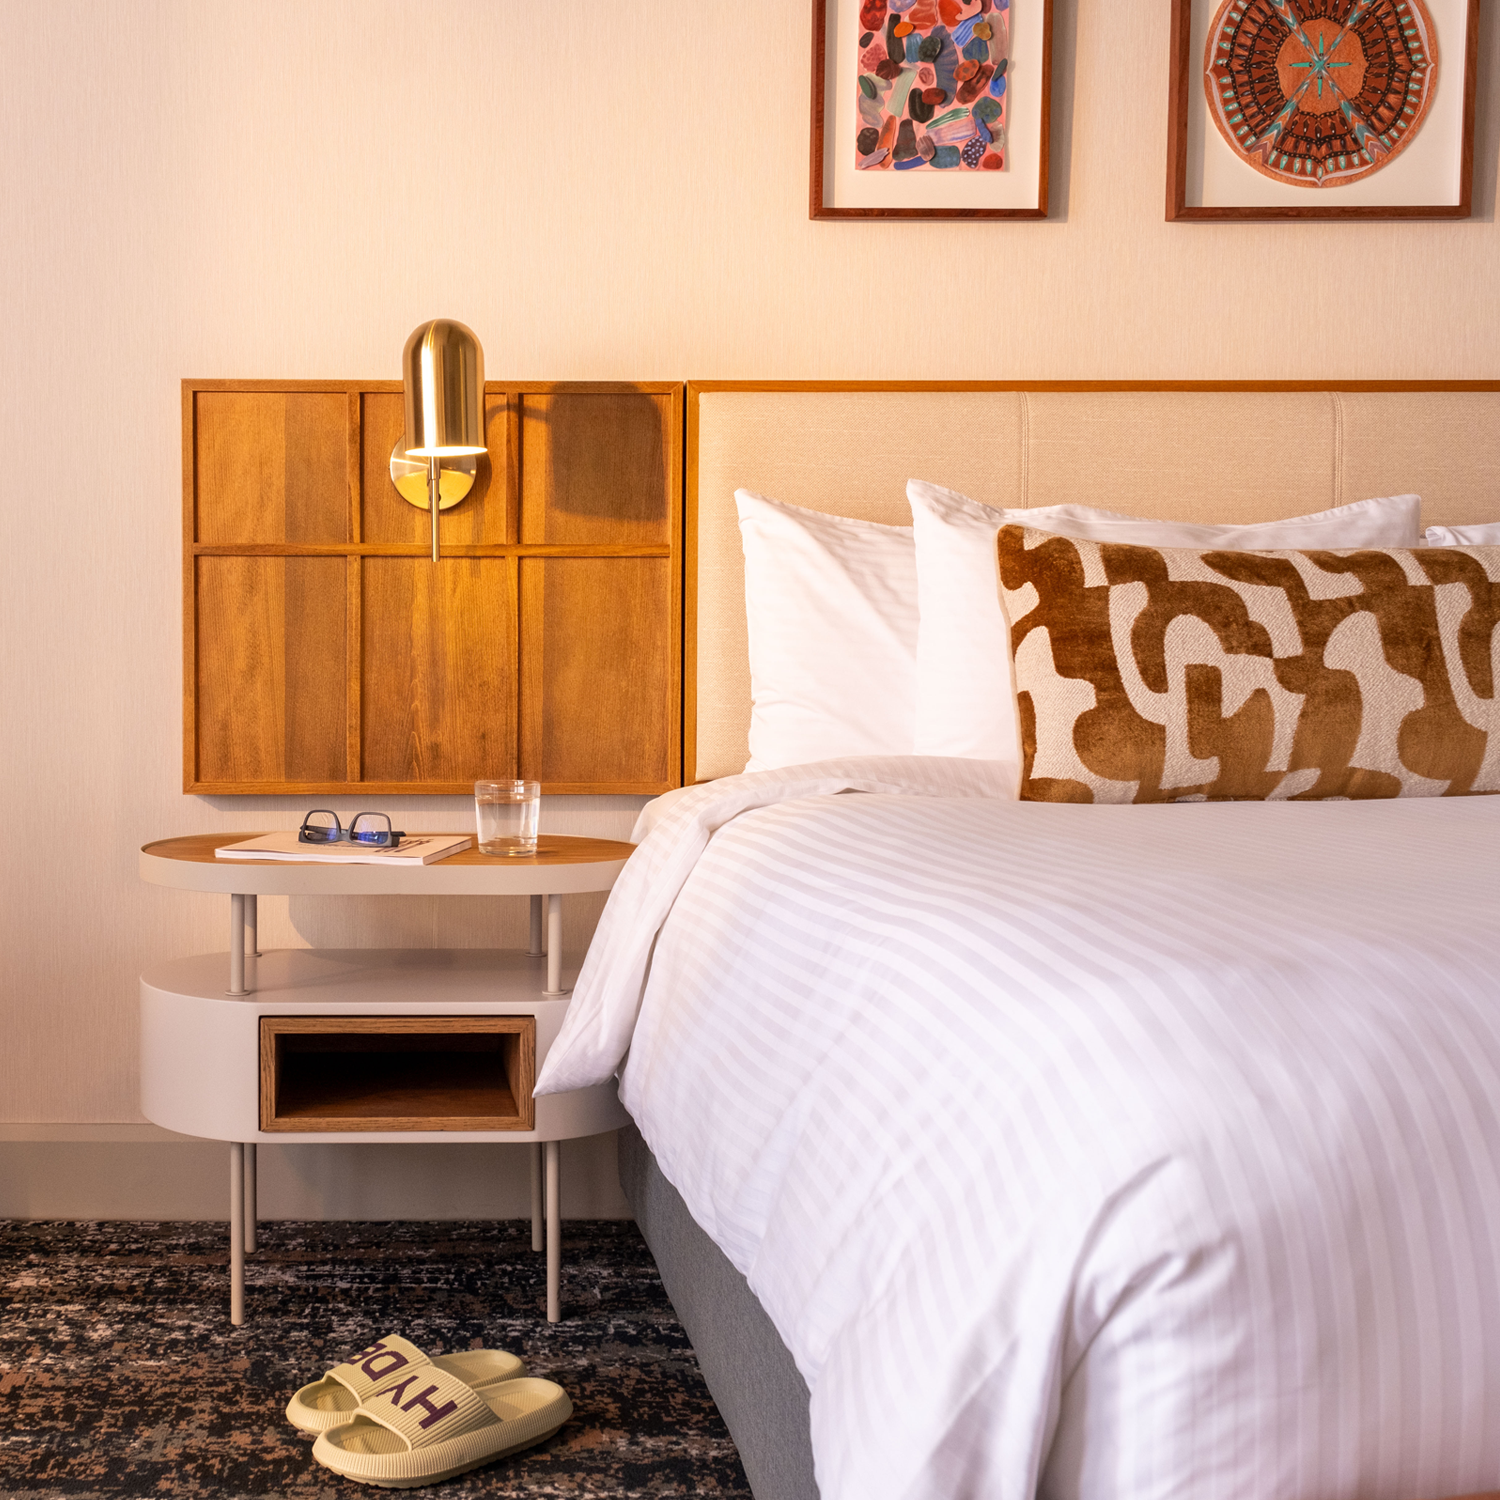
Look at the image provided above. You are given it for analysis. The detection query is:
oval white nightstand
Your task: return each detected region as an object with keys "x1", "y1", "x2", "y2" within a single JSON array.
[{"x1": 138, "y1": 832, "x2": 635, "y2": 1326}]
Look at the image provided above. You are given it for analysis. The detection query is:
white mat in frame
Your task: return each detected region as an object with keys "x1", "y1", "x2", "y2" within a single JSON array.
[{"x1": 814, "y1": 0, "x2": 1051, "y2": 217}]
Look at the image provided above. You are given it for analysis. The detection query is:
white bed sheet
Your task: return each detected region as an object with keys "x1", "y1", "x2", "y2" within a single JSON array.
[{"x1": 538, "y1": 759, "x2": 1500, "y2": 1500}]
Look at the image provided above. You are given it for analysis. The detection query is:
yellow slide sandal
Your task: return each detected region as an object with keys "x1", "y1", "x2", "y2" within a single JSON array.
[
  {"x1": 286, "y1": 1335, "x2": 524, "y2": 1434},
  {"x1": 313, "y1": 1370, "x2": 572, "y2": 1488}
]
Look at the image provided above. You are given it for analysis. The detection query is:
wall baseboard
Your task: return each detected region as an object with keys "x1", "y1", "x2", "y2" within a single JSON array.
[{"x1": 0, "y1": 1128, "x2": 630, "y2": 1221}]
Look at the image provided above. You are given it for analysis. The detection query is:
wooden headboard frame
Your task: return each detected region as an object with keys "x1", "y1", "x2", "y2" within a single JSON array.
[{"x1": 683, "y1": 380, "x2": 1500, "y2": 785}]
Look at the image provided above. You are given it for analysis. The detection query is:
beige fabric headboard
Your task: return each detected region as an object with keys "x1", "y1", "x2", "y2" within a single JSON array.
[{"x1": 688, "y1": 383, "x2": 1500, "y2": 782}]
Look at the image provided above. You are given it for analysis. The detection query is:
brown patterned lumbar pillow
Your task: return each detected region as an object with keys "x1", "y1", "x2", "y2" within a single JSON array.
[{"x1": 998, "y1": 525, "x2": 1500, "y2": 804}]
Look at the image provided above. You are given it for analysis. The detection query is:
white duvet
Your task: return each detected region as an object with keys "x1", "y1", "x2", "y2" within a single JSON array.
[{"x1": 537, "y1": 758, "x2": 1500, "y2": 1500}]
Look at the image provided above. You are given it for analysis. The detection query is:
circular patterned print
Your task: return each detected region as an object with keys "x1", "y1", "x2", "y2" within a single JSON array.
[{"x1": 1204, "y1": 0, "x2": 1438, "y2": 187}]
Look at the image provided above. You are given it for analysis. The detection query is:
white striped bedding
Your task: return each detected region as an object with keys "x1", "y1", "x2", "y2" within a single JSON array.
[{"x1": 537, "y1": 758, "x2": 1500, "y2": 1500}]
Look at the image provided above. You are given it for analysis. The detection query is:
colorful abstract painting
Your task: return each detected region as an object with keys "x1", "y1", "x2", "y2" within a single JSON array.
[
  {"x1": 1204, "y1": 0, "x2": 1437, "y2": 187},
  {"x1": 854, "y1": 0, "x2": 1011, "y2": 171}
]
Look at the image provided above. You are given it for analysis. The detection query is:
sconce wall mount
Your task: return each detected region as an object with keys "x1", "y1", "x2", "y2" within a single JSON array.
[{"x1": 389, "y1": 318, "x2": 486, "y2": 561}]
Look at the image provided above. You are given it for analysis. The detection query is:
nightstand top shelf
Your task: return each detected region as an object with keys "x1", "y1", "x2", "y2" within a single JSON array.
[{"x1": 140, "y1": 832, "x2": 635, "y2": 896}]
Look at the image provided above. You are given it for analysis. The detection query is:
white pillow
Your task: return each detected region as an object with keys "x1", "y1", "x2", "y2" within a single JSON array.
[
  {"x1": 907, "y1": 480, "x2": 1426, "y2": 772},
  {"x1": 1426, "y1": 523, "x2": 1500, "y2": 545},
  {"x1": 737, "y1": 490, "x2": 917, "y2": 772}
]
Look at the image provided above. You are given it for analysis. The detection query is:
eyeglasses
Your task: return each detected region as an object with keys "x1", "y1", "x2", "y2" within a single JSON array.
[{"x1": 298, "y1": 811, "x2": 406, "y2": 849}]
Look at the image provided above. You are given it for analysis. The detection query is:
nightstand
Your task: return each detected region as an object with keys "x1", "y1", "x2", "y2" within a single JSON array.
[{"x1": 138, "y1": 833, "x2": 634, "y2": 1326}]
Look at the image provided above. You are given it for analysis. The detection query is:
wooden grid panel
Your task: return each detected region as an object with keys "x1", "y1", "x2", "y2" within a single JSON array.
[
  {"x1": 184, "y1": 380, "x2": 683, "y2": 795},
  {"x1": 195, "y1": 392, "x2": 349, "y2": 544},
  {"x1": 194, "y1": 556, "x2": 347, "y2": 783},
  {"x1": 361, "y1": 557, "x2": 517, "y2": 784},
  {"x1": 519, "y1": 557, "x2": 677, "y2": 791}
]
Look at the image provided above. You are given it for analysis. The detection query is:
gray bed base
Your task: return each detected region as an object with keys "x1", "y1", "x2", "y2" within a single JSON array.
[{"x1": 617, "y1": 1122, "x2": 819, "y2": 1500}]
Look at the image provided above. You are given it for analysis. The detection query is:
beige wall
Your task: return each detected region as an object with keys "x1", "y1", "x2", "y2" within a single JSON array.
[{"x1": 1, "y1": 1, "x2": 1497, "y2": 1204}]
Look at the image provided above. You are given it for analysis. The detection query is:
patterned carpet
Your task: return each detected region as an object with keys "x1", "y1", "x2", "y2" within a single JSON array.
[{"x1": 0, "y1": 1219, "x2": 751, "y2": 1499}]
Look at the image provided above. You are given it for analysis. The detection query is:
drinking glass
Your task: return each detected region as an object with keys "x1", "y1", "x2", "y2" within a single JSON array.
[{"x1": 475, "y1": 780, "x2": 540, "y2": 856}]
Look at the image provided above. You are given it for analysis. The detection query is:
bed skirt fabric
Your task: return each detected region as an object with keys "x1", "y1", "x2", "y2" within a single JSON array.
[{"x1": 619, "y1": 1122, "x2": 818, "y2": 1500}]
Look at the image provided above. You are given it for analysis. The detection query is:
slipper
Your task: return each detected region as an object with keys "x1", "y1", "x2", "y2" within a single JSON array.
[
  {"x1": 286, "y1": 1335, "x2": 525, "y2": 1434},
  {"x1": 312, "y1": 1371, "x2": 571, "y2": 1488}
]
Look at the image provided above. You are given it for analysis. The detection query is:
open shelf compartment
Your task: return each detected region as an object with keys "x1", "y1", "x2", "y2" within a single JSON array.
[{"x1": 258, "y1": 1015, "x2": 536, "y2": 1133}]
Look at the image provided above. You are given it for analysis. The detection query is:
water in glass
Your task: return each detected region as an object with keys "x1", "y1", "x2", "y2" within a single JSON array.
[{"x1": 475, "y1": 780, "x2": 540, "y2": 856}]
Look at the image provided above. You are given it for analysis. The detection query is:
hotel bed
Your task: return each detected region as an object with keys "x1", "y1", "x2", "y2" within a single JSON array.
[{"x1": 539, "y1": 386, "x2": 1500, "y2": 1500}]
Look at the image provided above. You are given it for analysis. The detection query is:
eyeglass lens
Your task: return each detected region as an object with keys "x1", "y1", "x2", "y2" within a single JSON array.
[{"x1": 301, "y1": 811, "x2": 341, "y2": 842}]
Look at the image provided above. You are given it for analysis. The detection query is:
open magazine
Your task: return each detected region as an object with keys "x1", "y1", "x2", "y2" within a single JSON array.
[{"x1": 214, "y1": 832, "x2": 471, "y2": 865}]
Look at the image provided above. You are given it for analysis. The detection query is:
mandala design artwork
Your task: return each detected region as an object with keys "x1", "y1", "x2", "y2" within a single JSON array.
[{"x1": 1204, "y1": 0, "x2": 1437, "y2": 186}]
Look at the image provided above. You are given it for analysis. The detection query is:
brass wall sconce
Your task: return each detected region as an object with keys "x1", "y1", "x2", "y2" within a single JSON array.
[{"x1": 389, "y1": 319, "x2": 486, "y2": 561}]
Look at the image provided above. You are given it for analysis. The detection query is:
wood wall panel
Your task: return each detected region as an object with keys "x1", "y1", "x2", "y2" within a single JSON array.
[
  {"x1": 195, "y1": 556, "x2": 346, "y2": 782},
  {"x1": 519, "y1": 394, "x2": 675, "y2": 546},
  {"x1": 519, "y1": 558, "x2": 676, "y2": 791},
  {"x1": 185, "y1": 380, "x2": 680, "y2": 794},
  {"x1": 361, "y1": 392, "x2": 512, "y2": 546},
  {"x1": 361, "y1": 558, "x2": 517, "y2": 784},
  {"x1": 196, "y1": 392, "x2": 348, "y2": 543}
]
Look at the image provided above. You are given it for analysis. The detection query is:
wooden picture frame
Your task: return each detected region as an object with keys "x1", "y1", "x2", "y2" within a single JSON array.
[
  {"x1": 810, "y1": 0, "x2": 1053, "y2": 220},
  {"x1": 1167, "y1": 0, "x2": 1479, "y2": 221}
]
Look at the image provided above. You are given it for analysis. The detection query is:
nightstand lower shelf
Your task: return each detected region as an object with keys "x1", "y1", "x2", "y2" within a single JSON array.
[{"x1": 140, "y1": 949, "x2": 627, "y2": 1325}]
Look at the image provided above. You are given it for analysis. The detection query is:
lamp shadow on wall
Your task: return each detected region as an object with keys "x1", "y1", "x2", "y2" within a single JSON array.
[{"x1": 523, "y1": 390, "x2": 668, "y2": 530}]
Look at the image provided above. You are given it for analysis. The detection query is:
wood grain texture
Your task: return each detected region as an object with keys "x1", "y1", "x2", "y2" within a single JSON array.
[
  {"x1": 1165, "y1": 0, "x2": 1192, "y2": 223},
  {"x1": 360, "y1": 557, "x2": 517, "y2": 784},
  {"x1": 1165, "y1": 0, "x2": 1479, "y2": 222},
  {"x1": 346, "y1": 390, "x2": 362, "y2": 545},
  {"x1": 182, "y1": 383, "x2": 198, "y2": 797},
  {"x1": 683, "y1": 387, "x2": 703, "y2": 786},
  {"x1": 195, "y1": 392, "x2": 348, "y2": 542},
  {"x1": 191, "y1": 543, "x2": 669, "y2": 557},
  {"x1": 143, "y1": 832, "x2": 636, "y2": 865},
  {"x1": 259, "y1": 1015, "x2": 535, "y2": 1133},
  {"x1": 519, "y1": 392, "x2": 675, "y2": 546},
  {"x1": 194, "y1": 557, "x2": 346, "y2": 783},
  {"x1": 185, "y1": 381, "x2": 683, "y2": 795},
  {"x1": 519, "y1": 557, "x2": 677, "y2": 791},
  {"x1": 345, "y1": 552, "x2": 362, "y2": 780}
]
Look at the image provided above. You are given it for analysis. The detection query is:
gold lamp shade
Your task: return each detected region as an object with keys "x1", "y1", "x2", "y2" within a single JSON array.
[
  {"x1": 401, "y1": 318, "x2": 486, "y2": 456},
  {"x1": 394, "y1": 318, "x2": 486, "y2": 560}
]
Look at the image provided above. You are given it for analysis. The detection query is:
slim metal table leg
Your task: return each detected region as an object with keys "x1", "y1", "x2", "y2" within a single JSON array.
[
  {"x1": 229, "y1": 1143, "x2": 245, "y2": 1326},
  {"x1": 544, "y1": 895, "x2": 565, "y2": 997},
  {"x1": 530, "y1": 1142, "x2": 544, "y2": 1253},
  {"x1": 529, "y1": 894, "x2": 543, "y2": 957},
  {"x1": 246, "y1": 894, "x2": 260, "y2": 958},
  {"x1": 228, "y1": 895, "x2": 247, "y2": 997},
  {"x1": 545, "y1": 1140, "x2": 561, "y2": 1322},
  {"x1": 244, "y1": 1143, "x2": 257, "y2": 1253}
]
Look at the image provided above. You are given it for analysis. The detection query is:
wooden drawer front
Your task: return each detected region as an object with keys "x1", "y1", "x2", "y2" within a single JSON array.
[
  {"x1": 258, "y1": 1015, "x2": 537, "y2": 1133},
  {"x1": 184, "y1": 380, "x2": 682, "y2": 795}
]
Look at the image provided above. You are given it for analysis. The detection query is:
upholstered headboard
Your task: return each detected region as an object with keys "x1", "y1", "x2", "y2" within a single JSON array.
[{"x1": 687, "y1": 383, "x2": 1500, "y2": 782}]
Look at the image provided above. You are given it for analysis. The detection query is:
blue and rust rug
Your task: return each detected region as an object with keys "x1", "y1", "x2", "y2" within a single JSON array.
[{"x1": 0, "y1": 1219, "x2": 750, "y2": 1498}]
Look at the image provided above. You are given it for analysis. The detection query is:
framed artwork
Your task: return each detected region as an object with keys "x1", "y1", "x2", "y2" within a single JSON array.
[
  {"x1": 1167, "y1": 0, "x2": 1479, "y2": 220},
  {"x1": 810, "y1": 0, "x2": 1053, "y2": 220}
]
